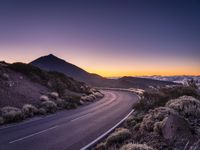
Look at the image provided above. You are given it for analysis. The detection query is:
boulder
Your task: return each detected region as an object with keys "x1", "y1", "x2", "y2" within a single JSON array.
[{"x1": 161, "y1": 113, "x2": 193, "y2": 141}]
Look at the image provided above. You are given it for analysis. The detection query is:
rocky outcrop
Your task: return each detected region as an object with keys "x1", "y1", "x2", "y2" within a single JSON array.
[{"x1": 161, "y1": 113, "x2": 194, "y2": 141}]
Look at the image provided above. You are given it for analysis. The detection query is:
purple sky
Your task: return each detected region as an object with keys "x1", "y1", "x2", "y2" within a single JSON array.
[{"x1": 0, "y1": 0, "x2": 200, "y2": 76}]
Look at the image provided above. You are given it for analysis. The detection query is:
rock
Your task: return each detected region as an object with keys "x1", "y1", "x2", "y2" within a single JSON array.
[{"x1": 161, "y1": 113, "x2": 193, "y2": 141}]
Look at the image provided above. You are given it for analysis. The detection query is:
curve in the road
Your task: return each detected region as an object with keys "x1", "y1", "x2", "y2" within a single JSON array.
[{"x1": 0, "y1": 90, "x2": 139, "y2": 150}]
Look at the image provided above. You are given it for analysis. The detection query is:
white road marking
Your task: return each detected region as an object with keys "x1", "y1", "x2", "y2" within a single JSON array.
[
  {"x1": 0, "y1": 113, "x2": 58, "y2": 130},
  {"x1": 70, "y1": 113, "x2": 91, "y2": 122},
  {"x1": 9, "y1": 125, "x2": 59, "y2": 144},
  {"x1": 71, "y1": 94, "x2": 116, "y2": 122},
  {"x1": 0, "y1": 91, "x2": 110, "y2": 131},
  {"x1": 80, "y1": 109, "x2": 134, "y2": 150}
]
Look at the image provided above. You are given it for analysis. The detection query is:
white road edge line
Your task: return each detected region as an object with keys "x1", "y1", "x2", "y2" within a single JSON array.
[
  {"x1": 9, "y1": 125, "x2": 59, "y2": 144},
  {"x1": 80, "y1": 109, "x2": 134, "y2": 150}
]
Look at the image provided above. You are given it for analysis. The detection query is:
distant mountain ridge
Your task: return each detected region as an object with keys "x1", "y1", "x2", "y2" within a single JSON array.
[{"x1": 30, "y1": 54, "x2": 177, "y2": 88}]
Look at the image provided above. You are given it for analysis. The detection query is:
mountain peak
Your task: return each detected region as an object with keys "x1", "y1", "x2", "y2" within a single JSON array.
[
  {"x1": 47, "y1": 54, "x2": 56, "y2": 57},
  {"x1": 30, "y1": 54, "x2": 93, "y2": 82},
  {"x1": 44, "y1": 54, "x2": 58, "y2": 59}
]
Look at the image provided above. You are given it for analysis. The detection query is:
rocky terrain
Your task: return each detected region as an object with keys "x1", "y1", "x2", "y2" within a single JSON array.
[
  {"x1": 0, "y1": 61, "x2": 103, "y2": 125},
  {"x1": 95, "y1": 85, "x2": 200, "y2": 150}
]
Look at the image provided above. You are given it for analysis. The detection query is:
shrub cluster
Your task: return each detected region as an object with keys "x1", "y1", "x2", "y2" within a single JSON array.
[
  {"x1": 40, "y1": 95, "x2": 49, "y2": 101},
  {"x1": 120, "y1": 143, "x2": 154, "y2": 150},
  {"x1": 139, "y1": 107, "x2": 175, "y2": 134},
  {"x1": 133, "y1": 86, "x2": 200, "y2": 112},
  {"x1": 166, "y1": 96, "x2": 200, "y2": 118},
  {"x1": 81, "y1": 91, "x2": 104, "y2": 102},
  {"x1": 106, "y1": 128, "x2": 131, "y2": 146},
  {"x1": 1, "y1": 106, "x2": 23, "y2": 123},
  {"x1": 22, "y1": 104, "x2": 38, "y2": 118},
  {"x1": 0, "y1": 90, "x2": 103, "y2": 125},
  {"x1": 95, "y1": 86, "x2": 200, "y2": 150},
  {"x1": 40, "y1": 100, "x2": 57, "y2": 113}
]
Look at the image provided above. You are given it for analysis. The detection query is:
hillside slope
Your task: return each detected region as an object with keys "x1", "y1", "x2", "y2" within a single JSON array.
[
  {"x1": 30, "y1": 54, "x2": 177, "y2": 88},
  {"x1": 30, "y1": 54, "x2": 103, "y2": 84},
  {"x1": 0, "y1": 62, "x2": 91, "y2": 108}
]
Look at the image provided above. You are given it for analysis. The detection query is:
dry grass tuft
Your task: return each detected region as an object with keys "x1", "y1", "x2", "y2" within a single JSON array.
[
  {"x1": 166, "y1": 96, "x2": 200, "y2": 118},
  {"x1": 50, "y1": 92, "x2": 59, "y2": 99},
  {"x1": 1, "y1": 106, "x2": 23, "y2": 123},
  {"x1": 139, "y1": 107, "x2": 176, "y2": 134},
  {"x1": 40, "y1": 95, "x2": 49, "y2": 101},
  {"x1": 22, "y1": 104, "x2": 38, "y2": 118},
  {"x1": 106, "y1": 128, "x2": 131, "y2": 146},
  {"x1": 120, "y1": 143, "x2": 154, "y2": 150},
  {"x1": 40, "y1": 100, "x2": 57, "y2": 113}
]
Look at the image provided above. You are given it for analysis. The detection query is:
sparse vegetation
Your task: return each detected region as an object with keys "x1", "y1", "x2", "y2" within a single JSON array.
[
  {"x1": 38, "y1": 108, "x2": 47, "y2": 115},
  {"x1": 134, "y1": 85, "x2": 200, "y2": 112},
  {"x1": 95, "y1": 85, "x2": 200, "y2": 150},
  {"x1": 1, "y1": 106, "x2": 24, "y2": 123},
  {"x1": 0, "y1": 62, "x2": 104, "y2": 125},
  {"x1": 139, "y1": 107, "x2": 175, "y2": 134},
  {"x1": 40, "y1": 95, "x2": 49, "y2": 101},
  {"x1": 22, "y1": 104, "x2": 38, "y2": 118},
  {"x1": 50, "y1": 92, "x2": 59, "y2": 99},
  {"x1": 40, "y1": 100, "x2": 57, "y2": 113},
  {"x1": 120, "y1": 143, "x2": 154, "y2": 150},
  {"x1": 7, "y1": 63, "x2": 91, "y2": 97},
  {"x1": 106, "y1": 128, "x2": 131, "y2": 146},
  {"x1": 166, "y1": 96, "x2": 200, "y2": 118}
]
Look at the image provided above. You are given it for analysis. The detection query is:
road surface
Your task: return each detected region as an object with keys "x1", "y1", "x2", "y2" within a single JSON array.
[{"x1": 0, "y1": 90, "x2": 138, "y2": 150}]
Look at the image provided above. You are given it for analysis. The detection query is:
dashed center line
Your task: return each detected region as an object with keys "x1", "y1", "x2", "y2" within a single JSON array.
[{"x1": 9, "y1": 125, "x2": 59, "y2": 144}]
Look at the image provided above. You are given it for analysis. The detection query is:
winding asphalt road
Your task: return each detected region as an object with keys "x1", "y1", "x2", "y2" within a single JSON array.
[{"x1": 0, "y1": 90, "x2": 138, "y2": 150}]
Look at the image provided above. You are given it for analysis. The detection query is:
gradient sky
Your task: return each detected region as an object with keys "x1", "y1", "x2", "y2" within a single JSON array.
[{"x1": 0, "y1": 0, "x2": 200, "y2": 77}]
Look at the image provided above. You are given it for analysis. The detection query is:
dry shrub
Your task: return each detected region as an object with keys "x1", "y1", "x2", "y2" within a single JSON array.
[
  {"x1": 38, "y1": 108, "x2": 46, "y2": 115},
  {"x1": 133, "y1": 90, "x2": 168, "y2": 112},
  {"x1": 188, "y1": 139, "x2": 200, "y2": 150},
  {"x1": 0, "y1": 117, "x2": 4, "y2": 124},
  {"x1": 126, "y1": 116, "x2": 137, "y2": 128},
  {"x1": 40, "y1": 100, "x2": 57, "y2": 113},
  {"x1": 166, "y1": 96, "x2": 200, "y2": 118},
  {"x1": 50, "y1": 92, "x2": 59, "y2": 99},
  {"x1": 95, "y1": 142, "x2": 106, "y2": 150},
  {"x1": 1, "y1": 106, "x2": 24, "y2": 123},
  {"x1": 40, "y1": 95, "x2": 49, "y2": 101},
  {"x1": 81, "y1": 94, "x2": 96, "y2": 102},
  {"x1": 22, "y1": 104, "x2": 38, "y2": 118},
  {"x1": 93, "y1": 92, "x2": 104, "y2": 98},
  {"x1": 106, "y1": 128, "x2": 131, "y2": 146},
  {"x1": 134, "y1": 86, "x2": 200, "y2": 113},
  {"x1": 54, "y1": 98, "x2": 66, "y2": 108},
  {"x1": 120, "y1": 143, "x2": 154, "y2": 150},
  {"x1": 160, "y1": 86, "x2": 200, "y2": 100},
  {"x1": 140, "y1": 107, "x2": 176, "y2": 134}
]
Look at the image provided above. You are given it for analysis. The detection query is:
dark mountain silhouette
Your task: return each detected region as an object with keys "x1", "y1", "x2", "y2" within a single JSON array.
[
  {"x1": 30, "y1": 54, "x2": 177, "y2": 88},
  {"x1": 30, "y1": 54, "x2": 94, "y2": 81}
]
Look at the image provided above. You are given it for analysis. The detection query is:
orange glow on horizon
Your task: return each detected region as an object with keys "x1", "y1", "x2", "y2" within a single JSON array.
[
  {"x1": 85, "y1": 67, "x2": 200, "y2": 77},
  {"x1": 1, "y1": 49, "x2": 199, "y2": 77}
]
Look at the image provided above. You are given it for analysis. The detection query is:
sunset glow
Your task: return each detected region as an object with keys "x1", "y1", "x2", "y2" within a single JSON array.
[{"x1": 0, "y1": 0, "x2": 200, "y2": 77}]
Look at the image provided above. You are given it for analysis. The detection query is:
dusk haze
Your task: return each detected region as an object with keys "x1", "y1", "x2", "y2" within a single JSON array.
[{"x1": 0, "y1": 1, "x2": 200, "y2": 150}]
